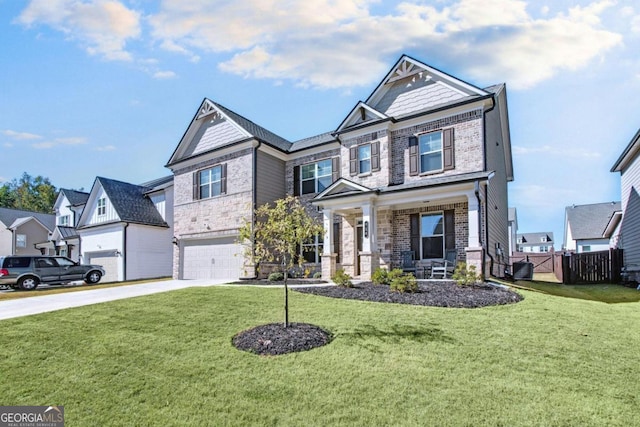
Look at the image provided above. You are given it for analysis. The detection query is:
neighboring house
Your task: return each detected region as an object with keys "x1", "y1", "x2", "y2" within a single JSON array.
[
  {"x1": 0, "y1": 207, "x2": 55, "y2": 256},
  {"x1": 76, "y1": 176, "x2": 174, "y2": 282},
  {"x1": 36, "y1": 188, "x2": 90, "y2": 261},
  {"x1": 167, "y1": 54, "x2": 513, "y2": 281},
  {"x1": 508, "y1": 207, "x2": 518, "y2": 256},
  {"x1": 611, "y1": 127, "x2": 640, "y2": 276},
  {"x1": 516, "y1": 232, "x2": 554, "y2": 253},
  {"x1": 563, "y1": 202, "x2": 621, "y2": 253}
]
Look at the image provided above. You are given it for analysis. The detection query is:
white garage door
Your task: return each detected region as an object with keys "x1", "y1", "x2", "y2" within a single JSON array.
[
  {"x1": 182, "y1": 237, "x2": 244, "y2": 280},
  {"x1": 86, "y1": 251, "x2": 118, "y2": 283}
]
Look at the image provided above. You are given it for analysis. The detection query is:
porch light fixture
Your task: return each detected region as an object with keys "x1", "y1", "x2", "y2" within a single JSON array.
[
  {"x1": 364, "y1": 221, "x2": 369, "y2": 238},
  {"x1": 172, "y1": 236, "x2": 179, "y2": 245}
]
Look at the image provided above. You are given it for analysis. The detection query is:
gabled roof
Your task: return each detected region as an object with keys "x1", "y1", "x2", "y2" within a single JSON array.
[
  {"x1": 517, "y1": 232, "x2": 554, "y2": 244},
  {"x1": 139, "y1": 175, "x2": 174, "y2": 192},
  {"x1": 565, "y1": 202, "x2": 622, "y2": 240},
  {"x1": 290, "y1": 132, "x2": 338, "y2": 152},
  {"x1": 0, "y1": 207, "x2": 55, "y2": 231},
  {"x1": 611, "y1": 127, "x2": 640, "y2": 172},
  {"x1": 335, "y1": 102, "x2": 390, "y2": 134},
  {"x1": 78, "y1": 177, "x2": 168, "y2": 229},
  {"x1": 167, "y1": 99, "x2": 292, "y2": 166},
  {"x1": 59, "y1": 189, "x2": 89, "y2": 207}
]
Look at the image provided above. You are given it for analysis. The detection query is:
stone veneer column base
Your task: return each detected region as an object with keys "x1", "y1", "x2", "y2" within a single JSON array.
[
  {"x1": 358, "y1": 251, "x2": 379, "y2": 281},
  {"x1": 465, "y1": 247, "x2": 485, "y2": 279},
  {"x1": 321, "y1": 253, "x2": 338, "y2": 281}
]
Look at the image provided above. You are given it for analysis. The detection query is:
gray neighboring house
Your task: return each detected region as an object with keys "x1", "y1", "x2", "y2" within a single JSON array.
[
  {"x1": 516, "y1": 232, "x2": 554, "y2": 253},
  {"x1": 0, "y1": 207, "x2": 55, "y2": 255},
  {"x1": 36, "y1": 188, "x2": 90, "y2": 261},
  {"x1": 76, "y1": 176, "x2": 174, "y2": 282},
  {"x1": 167, "y1": 54, "x2": 514, "y2": 281},
  {"x1": 563, "y1": 202, "x2": 622, "y2": 253},
  {"x1": 611, "y1": 127, "x2": 640, "y2": 277}
]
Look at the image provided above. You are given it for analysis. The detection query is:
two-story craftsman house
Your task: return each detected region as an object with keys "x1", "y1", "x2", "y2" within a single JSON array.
[{"x1": 167, "y1": 55, "x2": 513, "y2": 281}]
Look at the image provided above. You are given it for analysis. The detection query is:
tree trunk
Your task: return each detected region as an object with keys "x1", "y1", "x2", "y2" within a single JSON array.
[{"x1": 283, "y1": 262, "x2": 289, "y2": 328}]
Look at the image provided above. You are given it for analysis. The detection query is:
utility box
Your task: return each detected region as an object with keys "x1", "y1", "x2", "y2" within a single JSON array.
[{"x1": 513, "y1": 261, "x2": 534, "y2": 280}]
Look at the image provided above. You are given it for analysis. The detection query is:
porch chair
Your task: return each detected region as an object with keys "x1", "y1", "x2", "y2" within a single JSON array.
[
  {"x1": 400, "y1": 251, "x2": 417, "y2": 276},
  {"x1": 430, "y1": 249, "x2": 457, "y2": 279}
]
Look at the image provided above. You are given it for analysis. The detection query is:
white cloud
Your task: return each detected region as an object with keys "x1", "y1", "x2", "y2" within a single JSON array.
[
  {"x1": 153, "y1": 70, "x2": 177, "y2": 80},
  {"x1": 2, "y1": 129, "x2": 43, "y2": 140},
  {"x1": 32, "y1": 141, "x2": 57, "y2": 149},
  {"x1": 55, "y1": 136, "x2": 88, "y2": 145},
  {"x1": 632, "y1": 15, "x2": 640, "y2": 33},
  {"x1": 513, "y1": 144, "x2": 601, "y2": 158},
  {"x1": 148, "y1": 0, "x2": 622, "y2": 90},
  {"x1": 17, "y1": 0, "x2": 141, "y2": 61},
  {"x1": 95, "y1": 145, "x2": 116, "y2": 151}
]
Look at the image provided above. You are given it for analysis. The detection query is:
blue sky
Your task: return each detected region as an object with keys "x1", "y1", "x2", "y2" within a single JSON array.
[{"x1": 1, "y1": 0, "x2": 639, "y2": 248}]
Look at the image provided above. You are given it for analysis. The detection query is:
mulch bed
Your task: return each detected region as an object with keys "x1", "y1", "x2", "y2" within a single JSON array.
[
  {"x1": 233, "y1": 322, "x2": 332, "y2": 356},
  {"x1": 294, "y1": 281, "x2": 523, "y2": 308},
  {"x1": 231, "y1": 280, "x2": 522, "y2": 356}
]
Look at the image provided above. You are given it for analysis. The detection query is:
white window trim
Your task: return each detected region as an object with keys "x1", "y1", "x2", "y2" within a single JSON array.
[
  {"x1": 301, "y1": 159, "x2": 332, "y2": 195},
  {"x1": 358, "y1": 144, "x2": 372, "y2": 176},
  {"x1": 418, "y1": 131, "x2": 444, "y2": 175},
  {"x1": 199, "y1": 165, "x2": 223, "y2": 199},
  {"x1": 420, "y1": 211, "x2": 445, "y2": 260},
  {"x1": 97, "y1": 198, "x2": 106, "y2": 216}
]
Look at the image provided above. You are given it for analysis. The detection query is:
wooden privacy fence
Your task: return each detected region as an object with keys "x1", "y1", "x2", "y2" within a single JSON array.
[
  {"x1": 559, "y1": 249, "x2": 623, "y2": 284},
  {"x1": 510, "y1": 249, "x2": 623, "y2": 284},
  {"x1": 511, "y1": 253, "x2": 554, "y2": 274}
]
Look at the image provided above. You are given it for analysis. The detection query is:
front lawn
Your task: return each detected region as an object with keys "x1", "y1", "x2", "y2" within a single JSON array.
[
  {"x1": 509, "y1": 280, "x2": 640, "y2": 303},
  {"x1": 1, "y1": 286, "x2": 638, "y2": 426}
]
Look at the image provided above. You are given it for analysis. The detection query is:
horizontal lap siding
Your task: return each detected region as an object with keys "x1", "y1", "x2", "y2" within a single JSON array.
[
  {"x1": 256, "y1": 151, "x2": 286, "y2": 207},
  {"x1": 621, "y1": 156, "x2": 640, "y2": 268}
]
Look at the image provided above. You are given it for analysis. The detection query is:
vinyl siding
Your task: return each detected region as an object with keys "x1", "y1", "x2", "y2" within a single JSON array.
[
  {"x1": 126, "y1": 224, "x2": 173, "y2": 280},
  {"x1": 620, "y1": 155, "x2": 640, "y2": 267},
  {"x1": 484, "y1": 101, "x2": 510, "y2": 275},
  {"x1": 256, "y1": 150, "x2": 286, "y2": 207}
]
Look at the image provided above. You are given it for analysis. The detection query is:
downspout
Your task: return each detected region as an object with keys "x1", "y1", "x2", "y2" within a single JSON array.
[
  {"x1": 250, "y1": 141, "x2": 262, "y2": 279},
  {"x1": 122, "y1": 222, "x2": 129, "y2": 281},
  {"x1": 474, "y1": 180, "x2": 488, "y2": 278}
]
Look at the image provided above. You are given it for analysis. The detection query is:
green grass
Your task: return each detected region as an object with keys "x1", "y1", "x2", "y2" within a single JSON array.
[
  {"x1": 508, "y1": 280, "x2": 640, "y2": 303},
  {"x1": 1, "y1": 286, "x2": 639, "y2": 426}
]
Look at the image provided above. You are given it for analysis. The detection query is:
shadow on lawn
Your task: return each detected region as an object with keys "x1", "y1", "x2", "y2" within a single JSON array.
[{"x1": 340, "y1": 323, "x2": 455, "y2": 352}]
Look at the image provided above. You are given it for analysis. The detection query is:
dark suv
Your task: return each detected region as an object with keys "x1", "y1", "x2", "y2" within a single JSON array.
[{"x1": 0, "y1": 256, "x2": 105, "y2": 290}]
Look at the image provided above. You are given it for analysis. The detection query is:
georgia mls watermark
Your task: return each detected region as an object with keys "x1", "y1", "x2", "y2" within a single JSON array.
[{"x1": 0, "y1": 406, "x2": 64, "y2": 427}]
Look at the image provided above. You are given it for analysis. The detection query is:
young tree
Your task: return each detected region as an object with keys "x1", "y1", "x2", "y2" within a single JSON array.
[{"x1": 239, "y1": 195, "x2": 324, "y2": 328}]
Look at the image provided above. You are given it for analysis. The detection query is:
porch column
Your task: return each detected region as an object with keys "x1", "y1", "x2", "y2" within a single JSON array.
[
  {"x1": 466, "y1": 192, "x2": 484, "y2": 277},
  {"x1": 321, "y1": 208, "x2": 337, "y2": 280},
  {"x1": 359, "y1": 202, "x2": 379, "y2": 280}
]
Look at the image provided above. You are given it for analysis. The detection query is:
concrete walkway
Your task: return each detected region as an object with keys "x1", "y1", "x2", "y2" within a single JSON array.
[{"x1": 0, "y1": 279, "x2": 224, "y2": 321}]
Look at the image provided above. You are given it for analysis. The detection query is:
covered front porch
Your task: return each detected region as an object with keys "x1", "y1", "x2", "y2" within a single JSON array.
[{"x1": 313, "y1": 174, "x2": 491, "y2": 281}]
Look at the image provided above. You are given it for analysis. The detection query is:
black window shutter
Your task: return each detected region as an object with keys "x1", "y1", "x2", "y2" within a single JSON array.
[
  {"x1": 444, "y1": 209, "x2": 455, "y2": 251},
  {"x1": 332, "y1": 157, "x2": 340, "y2": 183},
  {"x1": 349, "y1": 147, "x2": 358, "y2": 176},
  {"x1": 193, "y1": 170, "x2": 200, "y2": 200},
  {"x1": 443, "y1": 128, "x2": 455, "y2": 170},
  {"x1": 221, "y1": 163, "x2": 227, "y2": 194},
  {"x1": 409, "y1": 136, "x2": 419, "y2": 176},
  {"x1": 371, "y1": 141, "x2": 380, "y2": 172},
  {"x1": 293, "y1": 165, "x2": 300, "y2": 196},
  {"x1": 410, "y1": 213, "x2": 421, "y2": 259}
]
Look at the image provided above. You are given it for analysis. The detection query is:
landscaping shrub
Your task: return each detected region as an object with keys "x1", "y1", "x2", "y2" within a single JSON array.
[
  {"x1": 371, "y1": 268, "x2": 389, "y2": 285},
  {"x1": 452, "y1": 262, "x2": 482, "y2": 286},
  {"x1": 313, "y1": 272, "x2": 322, "y2": 279},
  {"x1": 332, "y1": 269, "x2": 353, "y2": 288},
  {"x1": 390, "y1": 272, "x2": 417, "y2": 293},
  {"x1": 268, "y1": 272, "x2": 284, "y2": 282}
]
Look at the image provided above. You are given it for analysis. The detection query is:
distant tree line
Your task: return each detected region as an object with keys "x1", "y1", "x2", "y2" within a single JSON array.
[{"x1": 0, "y1": 172, "x2": 58, "y2": 214}]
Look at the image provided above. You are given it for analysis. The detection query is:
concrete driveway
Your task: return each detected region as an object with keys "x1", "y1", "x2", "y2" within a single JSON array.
[{"x1": 0, "y1": 279, "x2": 224, "y2": 321}]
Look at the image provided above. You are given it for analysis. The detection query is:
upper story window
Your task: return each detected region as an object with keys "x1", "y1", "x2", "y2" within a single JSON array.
[
  {"x1": 409, "y1": 128, "x2": 455, "y2": 176},
  {"x1": 358, "y1": 145, "x2": 371, "y2": 174},
  {"x1": 193, "y1": 164, "x2": 227, "y2": 200},
  {"x1": 16, "y1": 234, "x2": 26, "y2": 248},
  {"x1": 349, "y1": 141, "x2": 380, "y2": 176},
  {"x1": 294, "y1": 158, "x2": 339, "y2": 196},
  {"x1": 419, "y1": 132, "x2": 442, "y2": 173},
  {"x1": 301, "y1": 159, "x2": 332, "y2": 195},
  {"x1": 59, "y1": 215, "x2": 70, "y2": 226},
  {"x1": 97, "y1": 198, "x2": 106, "y2": 216}
]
